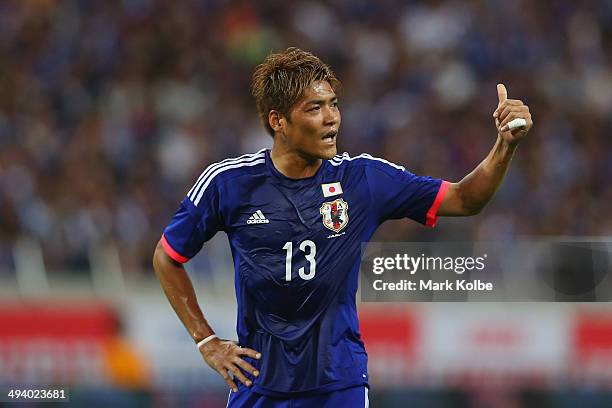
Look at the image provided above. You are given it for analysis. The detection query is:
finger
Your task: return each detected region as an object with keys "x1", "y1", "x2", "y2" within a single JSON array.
[
  {"x1": 497, "y1": 83, "x2": 508, "y2": 105},
  {"x1": 499, "y1": 112, "x2": 529, "y2": 129},
  {"x1": 217, "y1": 367, "x2": 238, "y2": 392},
  {"x1": 493, "y1": 100, "x2": 524, "y2": 118},
  {"x1": 236, "y1": 347, "x2": 262, "y2": 360},
  {"x1": 233, "y1": 356, "x2": 259, "y2": 377},
  {"x1": 497, "y1": 106, "x2": 518, "y2": 121},
  {"x1": 501, "y1": 120, "x2": 527, "y2": 132},
  {"x1": 500, "y1": 116, "x2": 530, "y2": 132},
  {"x1": 226, "y1": 362, "x2": 252, "y2": 387},
  {"x1": 499, "y1": 113, "x2": 519, "y2": 129},
  {"x1": 498, "y1": 106, "x2": 529, "y2": 122}
]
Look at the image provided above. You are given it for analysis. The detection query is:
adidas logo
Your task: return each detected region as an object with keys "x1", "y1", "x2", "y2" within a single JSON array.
[{"x1": 246, "y1": 210, "x2": 269, "y2": 224}]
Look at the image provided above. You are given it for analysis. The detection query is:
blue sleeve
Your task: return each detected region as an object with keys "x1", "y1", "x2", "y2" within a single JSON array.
[
  {"x1": 365, "y1": 160, "x2": 449, "y2": 227},
  {"x1": 161, "y1": 180, "x2": 223, "y2": 263}
]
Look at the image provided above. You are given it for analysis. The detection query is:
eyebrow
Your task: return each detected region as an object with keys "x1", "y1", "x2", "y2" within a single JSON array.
[{"x1": 305, "y1": 97, "x2": 338, "y2": 106}]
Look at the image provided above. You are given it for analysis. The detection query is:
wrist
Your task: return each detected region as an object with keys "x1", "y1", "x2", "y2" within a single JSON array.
[
  {"x1": 497, "y1": 135, "x2": 519, "y2": 156},
  {"x1": 196, "y1": 334, "x2": 218, "y2": 350}
]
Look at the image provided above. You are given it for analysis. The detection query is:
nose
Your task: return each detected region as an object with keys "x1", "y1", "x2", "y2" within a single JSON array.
[{"x1": 323, "y1": 105, "x2": 340, "y2": 127}]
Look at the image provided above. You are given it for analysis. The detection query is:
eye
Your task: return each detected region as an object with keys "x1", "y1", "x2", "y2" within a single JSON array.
[
  {"x1": 332, "y1": 101, "x2": 339, "y2": 108},
  {"x1": 308, "y1": 106, "x2": 321, "y2": 112}
]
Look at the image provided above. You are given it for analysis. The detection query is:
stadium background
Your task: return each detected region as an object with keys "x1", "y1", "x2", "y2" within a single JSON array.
[{"x1": 0, "y1": 0, "x2": 611, "y2": 407}]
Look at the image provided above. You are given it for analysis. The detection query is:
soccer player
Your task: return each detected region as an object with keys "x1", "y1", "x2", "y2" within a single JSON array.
[{"x1": 152, "y1": 47, "x2": 532, "y2": 407}]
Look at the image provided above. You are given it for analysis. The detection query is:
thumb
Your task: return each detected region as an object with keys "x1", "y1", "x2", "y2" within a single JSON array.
[{"x1": 497, "y1": 83, "x2": 507, "y2": 105}]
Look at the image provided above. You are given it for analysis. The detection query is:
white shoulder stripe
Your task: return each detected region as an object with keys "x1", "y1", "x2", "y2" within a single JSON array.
[
  {"x1": 330, "y1": 153, "x2": 346, "y2": 163},
  {"x1": 188, "y1": 149, "x2": 266, "y2": 200},
  {"x1": 189, "y1": 153, "x2": 265, "y2": 201},
  {"x1": 192, "y1": 158, "x2": 266, "y2": 206},
  {"x1": 188, "y1": 149, "x2": 265, "y2": 199},
  {"x1": 329, "y1": 152, "x2": 405, "y2": 171}
]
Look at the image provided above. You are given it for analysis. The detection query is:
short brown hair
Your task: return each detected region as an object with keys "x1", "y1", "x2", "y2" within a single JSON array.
[{"x1": 251, "y1": 47, "x2": 340, "y2": 136}]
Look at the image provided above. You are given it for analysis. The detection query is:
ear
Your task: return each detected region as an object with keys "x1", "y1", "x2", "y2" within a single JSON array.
[{"x1": 268, "y1": 110, "x2": 285, "y2": 134}]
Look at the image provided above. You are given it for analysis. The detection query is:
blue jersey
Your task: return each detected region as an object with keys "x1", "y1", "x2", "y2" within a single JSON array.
[{"x1": 161, "y1": 149, "x2": 449, "y2": 396}]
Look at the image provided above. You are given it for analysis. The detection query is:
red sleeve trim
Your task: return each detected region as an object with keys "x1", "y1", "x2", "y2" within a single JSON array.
[
  {"x1": 160, "y1": 234, "x2": 190, "y2": 263},
  {"x1": 426, "y1": 180, "x2": 450, "y2": 228}
]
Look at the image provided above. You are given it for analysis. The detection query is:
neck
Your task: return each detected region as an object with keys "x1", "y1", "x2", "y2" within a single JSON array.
[{"x1": 270, "y1": 143, "x2": 322, "y2": 179}]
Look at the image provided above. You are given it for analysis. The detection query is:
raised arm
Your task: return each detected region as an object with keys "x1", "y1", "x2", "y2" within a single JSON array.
[
  {"x1": 438, "y1": 84, "x2": 533, "y2": 216},
  {"x1": 152, "y1": 241, "x2": 260, "y2": 392}
]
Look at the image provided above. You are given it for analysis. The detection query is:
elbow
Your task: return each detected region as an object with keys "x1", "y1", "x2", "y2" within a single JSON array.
[
  {"x1": 463, "y1": 202, "x2": 486, "y2": 216},
  {"x1": 153, "y1": 239, "x2": 183, "y2": 272},
  {"x1": 463, "y1": 205, "x2": 484, "y2": 216},
  {"x1": 153, "y1": 240, "x2": 172, "y2": 274},
  {"x1": 455, "y1": 182, "x2": 493, "y2": 216},
  {"x1": 153, "y1": 240, "x2": 164, "y2": 272},
  {"x1": 442, "y1": 182, "x2": 485, "y2": 217},
  {"x1": 467, "y1": 207, "x2": 483, "y2": 216},
  {"x1": 454, "y1": 184, "x2": 485, "y2": 216}
]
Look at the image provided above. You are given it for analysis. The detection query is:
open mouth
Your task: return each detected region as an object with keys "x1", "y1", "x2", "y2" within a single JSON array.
[{"x1": 322, "y1": 130, "x2": 338, "y2": 143}]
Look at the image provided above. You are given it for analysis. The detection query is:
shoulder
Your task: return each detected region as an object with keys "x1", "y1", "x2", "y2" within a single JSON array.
[
  {"x1": 327, "y1": 152, "x2": 406, "y2": 176},
  {"x1": 187, "y1": 149, "x2": 267, "y2": 206}
]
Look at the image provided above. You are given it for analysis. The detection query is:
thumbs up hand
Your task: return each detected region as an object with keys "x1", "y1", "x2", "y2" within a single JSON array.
[{"x1": 493, "y1": 84, "x2": 533, "y2": 146}]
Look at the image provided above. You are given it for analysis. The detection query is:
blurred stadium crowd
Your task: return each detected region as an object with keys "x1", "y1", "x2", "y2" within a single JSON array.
[{"x1": 0, "y1": 0, "x2": 611, "y2": 275}]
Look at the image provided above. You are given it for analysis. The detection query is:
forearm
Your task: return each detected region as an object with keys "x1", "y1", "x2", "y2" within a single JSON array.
[
  {"x1": 152, "y1": 242, "x2": 214, "y2": 342},
  {"x1": 455, "y1": 135, "x2": 517, "y2": 214},
  {"x1": 438, "y1": 84, "x2": 532, "y2": 217}
]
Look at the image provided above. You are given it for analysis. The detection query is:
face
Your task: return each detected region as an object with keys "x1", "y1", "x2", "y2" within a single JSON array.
[{"x1": 273, "y1": 80, "x2": 341, "y2": 160}]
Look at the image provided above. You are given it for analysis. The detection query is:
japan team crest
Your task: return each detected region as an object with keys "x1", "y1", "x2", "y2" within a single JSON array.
[{"x1": 319, "y1": 198, "x2": 349, "y2": 233}]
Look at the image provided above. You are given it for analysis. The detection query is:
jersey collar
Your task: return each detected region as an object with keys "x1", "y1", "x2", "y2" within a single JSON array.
[{"x1": 265, "y1": 149, "x2": 327, "y2": 188}]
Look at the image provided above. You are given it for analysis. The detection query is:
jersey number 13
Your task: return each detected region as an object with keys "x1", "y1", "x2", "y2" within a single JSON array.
[{"x1": 283, "y1": 240, "x2": 316, "y2": 281}]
